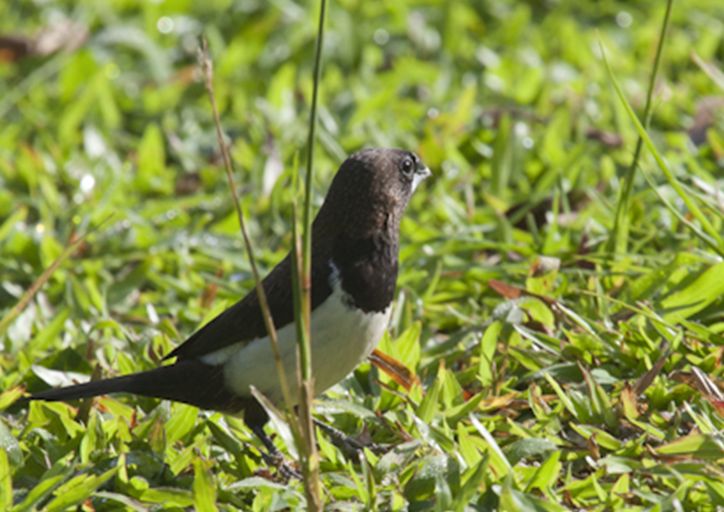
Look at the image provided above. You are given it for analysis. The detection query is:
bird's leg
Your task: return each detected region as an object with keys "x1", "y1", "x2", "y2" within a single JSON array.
[
  {"x1": 313, "y1": 419, "x2": 384, "y2": 455},
  {"x1": 250, "y1": 424, "x2": 301, "y2": 481}
]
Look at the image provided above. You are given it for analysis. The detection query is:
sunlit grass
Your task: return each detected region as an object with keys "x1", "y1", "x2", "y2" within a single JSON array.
[{"x1": 1, "y1": 0, "x2": 722, "y2": 510}]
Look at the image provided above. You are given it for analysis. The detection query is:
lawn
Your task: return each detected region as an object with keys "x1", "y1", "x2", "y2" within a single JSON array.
[{"x1": 1, "y1": 0, "x2": 723, "y2": 510}]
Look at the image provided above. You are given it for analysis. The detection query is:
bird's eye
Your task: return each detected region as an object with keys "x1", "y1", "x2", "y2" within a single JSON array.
[{"x1": 400, "y1": 157, "x2": 414, "y2": 177}]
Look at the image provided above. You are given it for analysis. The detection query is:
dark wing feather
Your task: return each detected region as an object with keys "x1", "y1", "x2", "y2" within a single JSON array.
[{"x1": 166, "y1": 253, "x2": 334, "y2": 361}]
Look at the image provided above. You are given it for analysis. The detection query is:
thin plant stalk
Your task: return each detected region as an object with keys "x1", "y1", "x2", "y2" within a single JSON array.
[
  {"x1": 198, "y1": 40, "x2": 299, "y2": 434},
  {"x1": 610, "y1": 0, "x2": 673, "y2": 256},
  {"x1": 294, "y1": 0, "x2": 328, "y2": 508},
  {"x1": 0, "y1": 215, "x2": 112, "y2": 336}
]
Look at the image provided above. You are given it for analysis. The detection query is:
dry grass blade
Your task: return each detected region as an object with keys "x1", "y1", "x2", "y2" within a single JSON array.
[
  {"x1": 369, "y1": 349, "x2": 420, "y2": 390},
  {"x1": 672, "y1": 367, "x2": 724, "y2": 415},
  {"x1": 488, "y1": 279, "x2": 557, "y2": 306},
  {"x1": 690, "y1": 367, "x2": 723, "y2": 401},
  {"x1": 691, "y1": 51, "x2": 724, "y2": 90},
  {"x1": 634, "y1": 344, "x2": 670, "y2": 395},
  {"x1": 197, "y1": 38, "x2": 297, "y2": 438},
  {"x1": 488, "y1": 279, "x2": 523, "y2": 300},
  {"x1": 0, "y1": 216, "x2": 112, "y2": 336}
]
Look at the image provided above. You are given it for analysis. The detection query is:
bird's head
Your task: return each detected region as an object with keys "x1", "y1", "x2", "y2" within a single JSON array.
[{"x1": 315, "y1": 148, "x2": 431, "y2": 239}]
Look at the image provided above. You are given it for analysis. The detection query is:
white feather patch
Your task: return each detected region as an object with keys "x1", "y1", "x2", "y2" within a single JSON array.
[{"x1": 201, "y1": 264, "x2": 390, "y2": 404}]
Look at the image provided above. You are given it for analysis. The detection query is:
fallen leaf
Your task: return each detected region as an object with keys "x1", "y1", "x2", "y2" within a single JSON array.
[
  {"x1": 369, "y1": 349, "x2": 420, "y2": 390},
  {"x1": 585, "y1": 127, "x2": 623, "y2": 148}
]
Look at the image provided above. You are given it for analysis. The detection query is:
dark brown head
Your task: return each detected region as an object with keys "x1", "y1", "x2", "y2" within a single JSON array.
[{"x1": 313, "y1": 148, "x2": 431, "y2": 241}]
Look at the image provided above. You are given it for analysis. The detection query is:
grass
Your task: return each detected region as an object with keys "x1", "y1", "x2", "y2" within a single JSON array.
[{"x1": 1, "y1": 0, "x2": 723, "y2": 510}]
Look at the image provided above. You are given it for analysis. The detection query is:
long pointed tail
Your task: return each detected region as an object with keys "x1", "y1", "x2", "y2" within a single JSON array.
[
  {"x1": 30, "y1": 372, "x2": 150, "y2": 402},
  {"x1": 29, "y1": 360, "x2": 247, "y2": 413}
]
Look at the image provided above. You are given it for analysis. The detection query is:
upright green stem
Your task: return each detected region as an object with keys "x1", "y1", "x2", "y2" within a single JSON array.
[
  {"x1": 301, "y1": 0, "x2": 328, "y2": 384},
  {"x1": 295, "y1": 0, "x2": 328, "y2": 508},
  {"x1": 610, "y1": 0, "x2": 674, "y2": 256}
]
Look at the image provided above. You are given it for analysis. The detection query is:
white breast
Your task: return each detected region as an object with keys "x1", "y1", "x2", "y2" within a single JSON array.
[{"x1": 201, "y1": 266, "x2": 390, "y2": 405}]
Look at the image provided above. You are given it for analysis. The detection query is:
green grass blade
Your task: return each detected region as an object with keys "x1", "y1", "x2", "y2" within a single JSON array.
[
  {"x1": 610, "y1": 0, "x2": 674, "y2": 256},
  {"x1": 295, "y1": 0, "x2": 328, "y2": 507},
  {"x1": 600, "y1": 41, "x2": 724, "y2": 252}
]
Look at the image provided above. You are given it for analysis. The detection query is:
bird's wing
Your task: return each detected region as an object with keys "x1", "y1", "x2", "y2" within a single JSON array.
[
  {"x1": 166, "y1": 255, "x2": 292, "y2": 361},
  {"x1": 166, "y1": 254, "x2": 333, "y2": 361}
]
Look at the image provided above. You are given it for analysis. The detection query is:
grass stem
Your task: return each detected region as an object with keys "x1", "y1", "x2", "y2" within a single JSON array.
[
  {"x1": 294, "y1": 0, "x2": 328, "y2": 508},
  {"x1": 610, "y1": 0, "x2": 674, "y2": 256},
  {"x1": 198, "y1": 38, "x2": 299, "y2": 444}
]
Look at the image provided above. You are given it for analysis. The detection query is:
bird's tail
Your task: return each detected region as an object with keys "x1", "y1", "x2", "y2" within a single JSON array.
[
  {"x1": 30, "y1": 372, "x2": 150, "y2": 402},
  {"x1": 29, "y1": 360, "x2": 245, "y2": 413}
]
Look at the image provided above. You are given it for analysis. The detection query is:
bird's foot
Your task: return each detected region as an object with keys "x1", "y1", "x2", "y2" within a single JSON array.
[
  {"x1": 314, "y1": 419, "x2": 386, "y2": 456},
  {"x1": 251, "y1": 424, "x2": 301, "y2": 481},
  {"x1": 258, "y1": 448, "x2": 301, "y2": 482}
]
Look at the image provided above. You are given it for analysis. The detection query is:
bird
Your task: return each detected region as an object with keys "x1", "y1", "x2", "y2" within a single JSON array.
[{"x1": 28, "y1": 147, "x2": 431, "y2": 461}]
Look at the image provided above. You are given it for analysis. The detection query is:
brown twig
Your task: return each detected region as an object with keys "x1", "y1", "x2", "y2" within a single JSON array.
[{"x1": 197, "y1": 37, "x2": 298, "y2": 439}]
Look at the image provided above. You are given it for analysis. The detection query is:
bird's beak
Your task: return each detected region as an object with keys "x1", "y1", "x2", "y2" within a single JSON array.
[{"x1": 411, "y1": 164, "x2": 431, "y2": 193}]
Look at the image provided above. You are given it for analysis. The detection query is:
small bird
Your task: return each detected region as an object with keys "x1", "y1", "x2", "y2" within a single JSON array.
[{"x1": 29, "y1": 148, "x2": 430, "y2": 456}]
